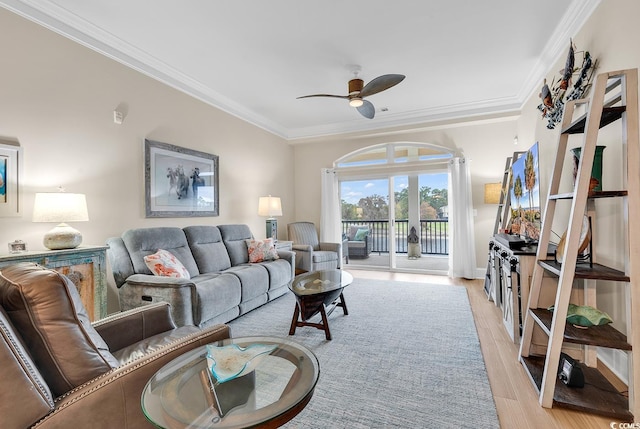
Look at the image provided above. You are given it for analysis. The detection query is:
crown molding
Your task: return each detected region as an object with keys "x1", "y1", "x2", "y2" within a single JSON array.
[
  {"x1": 517, "y1": 0, "x2": 602, "y2": 103},
  {"x1": 0, "y1": 0, "x2": 290, "y2": 138},
  {"x1": 1, "y1": 0, "x2": 601, "y2": 142}
]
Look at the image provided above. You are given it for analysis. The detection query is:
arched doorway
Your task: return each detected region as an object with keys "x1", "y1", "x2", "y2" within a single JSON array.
[{"x1": 334, "y1": 142, "x2": 454, "y2": 273}]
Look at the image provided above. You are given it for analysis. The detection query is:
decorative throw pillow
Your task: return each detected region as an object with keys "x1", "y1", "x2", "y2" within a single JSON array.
[
  {"x1": 548, "y1": 303, "x2": 613, "y2": 327},
  {"x1": 144, "y1": 249, "x2": 190, "y2": 279},
  {"x1": 246, "y1": 238, "x2": 280, "y2": 263},
  {"x1": 354, "y1": 228, "x2": 369, "y2": 241}
]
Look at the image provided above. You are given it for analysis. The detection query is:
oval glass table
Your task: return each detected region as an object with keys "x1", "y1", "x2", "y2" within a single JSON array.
[
  {"x1": 141, "y1": 336, "x2": 319, "y2": 428},
  {"x1": 289, "y1": 269, "x2": 353, "y2": 340}
]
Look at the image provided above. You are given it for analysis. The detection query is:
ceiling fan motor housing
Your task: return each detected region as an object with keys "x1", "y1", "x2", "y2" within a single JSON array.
[{"x1": 348, "y1": 78, "x2": 364, "y2": 96}]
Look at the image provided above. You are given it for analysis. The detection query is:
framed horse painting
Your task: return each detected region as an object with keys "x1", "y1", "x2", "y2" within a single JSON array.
[{"x1": 145, "y1": 139, "x2": 219, "y2": 217}]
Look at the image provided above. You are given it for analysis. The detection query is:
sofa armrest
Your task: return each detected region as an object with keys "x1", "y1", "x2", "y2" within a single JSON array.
[
  {"x1": 35, "y1": 324, "x2": 231, "y2": 429},
  {"x1": 125, "y1": 274, "x2": 195, "y2": 288},
  {"x1": 119, "y1": 274, "x2": 198, "y2": 327},
  {"x1": 93, "y1": 302, "x2": 176, "y2": 352},
  {"x1": 276, "y1": 249, "x2": 296, "y2": 278}
]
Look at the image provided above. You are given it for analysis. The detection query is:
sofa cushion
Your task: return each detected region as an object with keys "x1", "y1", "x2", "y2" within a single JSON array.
[
  {"x1": 0, "y1": 263, "x2": 119, "y2": 397},
  {"x1": 219, "y1": 224, "x2": 253, "y2": 266},
  {"x1": 257, "y1": 259, "x2": 292, "y2": 290},
  {"x1": 183, "y1": 225, "x2": 232, "y2": 272},
  {"x1": 144, "y1": 249, "x2": 191, "y2": 279},
  {"x1": 246, "y1": 238, "x2": 279, "y2": 263},
  {"x1": 348, "y1": 241, "x2": 367, "y2": 249},
  {"x1": 192, "y1": 273, "x2": 242, "y2": 324},
  {"x1": 122, "y1": 227, "x2": 200, "y2": 277},
  {"x1": 0, "y1": 306, "x2": 54, "y2": 428},
  {"x1": 222, "y1": 265, "x2": 269, "y2": 301}
]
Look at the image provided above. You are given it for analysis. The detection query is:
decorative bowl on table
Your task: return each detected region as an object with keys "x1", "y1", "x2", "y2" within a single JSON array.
[{"x1": 206, "y1": 343, "x2": 277, "y2": 383}]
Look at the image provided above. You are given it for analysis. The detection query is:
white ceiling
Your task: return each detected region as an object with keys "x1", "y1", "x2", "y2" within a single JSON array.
[{"x1": 1, "y1": 0, "x2": 601, "y2": 140}]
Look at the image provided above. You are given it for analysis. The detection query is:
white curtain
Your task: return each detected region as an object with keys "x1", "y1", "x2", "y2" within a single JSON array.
[
  {"x1": 320, "y1": 168, "x2": 341, "y2": 242},
  {"x1": 448, "y1": 157, "x2": 477, "y2": 278}
]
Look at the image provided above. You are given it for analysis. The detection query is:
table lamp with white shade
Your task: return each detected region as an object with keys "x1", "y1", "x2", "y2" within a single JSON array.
[
  {"x1": 32, "y1": 191, "x2": 89, "y2": 250},
  {"x1": 258, "y1": 195, "x2": 282, "y2": 240}
]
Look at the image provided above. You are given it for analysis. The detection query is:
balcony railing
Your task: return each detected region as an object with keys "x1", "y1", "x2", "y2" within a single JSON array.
[{"x1": 342, "y1": 219, "x2": 449, "y2": 255}]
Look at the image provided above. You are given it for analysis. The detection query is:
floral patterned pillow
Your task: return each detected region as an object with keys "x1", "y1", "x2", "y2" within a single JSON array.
[
  {"x1": 246, "y1": 238, "x2": 280, "y2": 263},
  {"x1": 144, "y1": 249, "x2": 190, "y2": 279}
]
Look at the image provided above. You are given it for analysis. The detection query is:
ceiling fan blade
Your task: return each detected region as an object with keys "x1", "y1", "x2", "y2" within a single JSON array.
[
  {"x1": 359, "y1": 74, "x2": 405, "y2": 98},
  {"x1": 297, "y1": 94, "x2": 349, "y2": 99},
  {"x1": 357, "y1": 100, "x2": 375, "y2": 119}
]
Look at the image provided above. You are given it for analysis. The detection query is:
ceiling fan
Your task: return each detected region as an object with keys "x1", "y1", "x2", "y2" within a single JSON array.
[{"x1": 297, "y1": 72, "x2": 405, "y2": 119}]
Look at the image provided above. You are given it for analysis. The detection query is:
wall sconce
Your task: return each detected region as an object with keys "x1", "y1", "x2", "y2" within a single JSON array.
[
  {"x1": 258, "y1": 195, "x2": 282, "y2": 239},
  {"x1": 484, "y1": 183, "x2": 502, "y2": 204},
  {"x1": 32, "y1": 190, "x2": 89, "y2": 249}
]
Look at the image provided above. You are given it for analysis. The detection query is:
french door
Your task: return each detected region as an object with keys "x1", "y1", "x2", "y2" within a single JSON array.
[
  {"x1": 339, "y1": 171, "x2": 449, "y2": 272},
  {"x1": 339, "y1": 175, "x2": 409, "y2": 270}
]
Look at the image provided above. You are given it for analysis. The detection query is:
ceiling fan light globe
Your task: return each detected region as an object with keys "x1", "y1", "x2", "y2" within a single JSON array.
[{"x1": 349, "y1": 98, "x2": 364, "y2": 107}]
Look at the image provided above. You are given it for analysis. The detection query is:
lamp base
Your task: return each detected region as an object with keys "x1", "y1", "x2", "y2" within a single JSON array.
[
  {"x1": 43, "y1": 223, "x2": 83, "y2": 250},
  {"x1": 265, "y1": 219, "x2": 278, "y2": 240}
]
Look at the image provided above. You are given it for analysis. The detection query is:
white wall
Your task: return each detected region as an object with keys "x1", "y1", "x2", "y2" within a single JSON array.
[{"x1": 0, "y1": 10, "x2": 294, "y2": 311}]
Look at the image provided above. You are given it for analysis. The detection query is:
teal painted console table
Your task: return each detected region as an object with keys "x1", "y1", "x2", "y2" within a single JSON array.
[{"x1": 0, "y1": 245, "x2": 108, "y2": 320}]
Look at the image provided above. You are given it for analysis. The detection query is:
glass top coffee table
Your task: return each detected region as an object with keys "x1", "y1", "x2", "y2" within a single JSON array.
[
  {"x1": 289, "y1": 269, "x2": 353, "y2": 340},
  {"x1": 141, "y1": 336, "x2": 319, "y2": 428}
]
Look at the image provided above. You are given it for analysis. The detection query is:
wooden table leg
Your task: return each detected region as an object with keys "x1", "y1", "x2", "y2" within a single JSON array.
[
  {"x1": 336, "y1": 292, "x2": 348, "y2": 315},
  {"x1": 289, "y1": 304, "x2": 300, "y2": 336},
  {"x1": 320, "y1": 306, "x2": 332, "y2": 341}
]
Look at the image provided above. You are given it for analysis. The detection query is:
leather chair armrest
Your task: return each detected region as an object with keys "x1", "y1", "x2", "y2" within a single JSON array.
[
  {"x1": 93, "y1": 302, "x2": 176, "y2": 352},
  {"x1": 36, "y1": 324, "x2": 231, "y2": 429}
]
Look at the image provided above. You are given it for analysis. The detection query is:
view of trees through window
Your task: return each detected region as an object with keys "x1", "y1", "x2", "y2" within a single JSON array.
[{"x1": 340, "y1": 173, "x2": 448, "y2": 220}]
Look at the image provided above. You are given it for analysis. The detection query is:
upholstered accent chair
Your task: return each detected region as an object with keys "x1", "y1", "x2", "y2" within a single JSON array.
[
  {"x1": 345, "y1": 225, "x2": 373, "y2": 258},
  {"x1": 287, "y1": 221, "x2": 343, "y2": 272},
  {"x1": 0, "y1": 262, "x2": 231, "y2": 429}
]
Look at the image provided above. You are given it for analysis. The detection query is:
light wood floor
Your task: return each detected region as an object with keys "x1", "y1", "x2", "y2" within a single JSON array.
[{"x1": 350, "y1": 269, "x2": 620, "y2": 429}]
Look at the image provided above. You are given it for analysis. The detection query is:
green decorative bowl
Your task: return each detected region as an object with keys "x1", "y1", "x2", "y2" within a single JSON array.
[{"x1": 206, "y1": 343, "x2": 276, "y2": 383}]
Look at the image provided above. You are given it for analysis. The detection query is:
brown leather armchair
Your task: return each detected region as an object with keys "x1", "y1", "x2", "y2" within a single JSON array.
[{"x1": 0, "y1": 262, "x2": 231, "y2": 429}]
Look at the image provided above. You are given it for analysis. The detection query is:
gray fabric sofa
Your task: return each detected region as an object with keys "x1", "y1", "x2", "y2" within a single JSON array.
[{"x1": 107, "y1": 224, "x2": 295, "y2": 328}]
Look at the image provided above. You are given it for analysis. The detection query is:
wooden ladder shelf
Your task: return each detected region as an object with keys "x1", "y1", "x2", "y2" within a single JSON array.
[{"x1": 518, "y1": 68, "x2": 640, "y2": 421}]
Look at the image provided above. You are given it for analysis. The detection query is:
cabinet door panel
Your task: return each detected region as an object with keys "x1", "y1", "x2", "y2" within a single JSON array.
[{"x1": 54, "y1": 263, "x2": 95, "y2": 321}]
